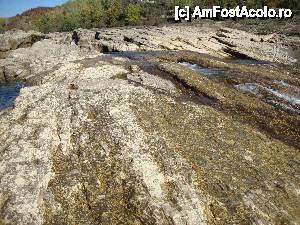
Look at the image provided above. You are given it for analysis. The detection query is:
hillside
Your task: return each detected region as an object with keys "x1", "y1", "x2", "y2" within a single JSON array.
[
  {"x1": 1, "y1": 7, "x2": 57, "y2": 31},
  {"x1": 0, "y1": 0, "x2": 300, "y2": 33},
  {"x1": 0, "y1": 0, "x2": 160, "y2": 33}
]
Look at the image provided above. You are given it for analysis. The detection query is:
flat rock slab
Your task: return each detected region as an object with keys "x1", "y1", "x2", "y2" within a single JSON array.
[{"x1": 0, "y1": 25, "x2": 299, "y2": 225}]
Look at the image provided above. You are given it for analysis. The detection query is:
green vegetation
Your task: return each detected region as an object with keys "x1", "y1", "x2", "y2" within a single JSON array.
[
  {"x1": 1, "y1": 0, "x2": 299, "y2": 33},
  {"x1": 105, "y1": 0, "x2": 123, "y2": 27},
  {"x1": 125, "y1": 4, "x2": 140, "y2": 25},
  {"x1": 36, "y1": 11, "x2": 78, "y2": 32},
  {"x1": 0, "y1": 18, "x2": 6, "y2": 33},
  {"x1": 0, "y1": 25, "x2": 4, "y2": 34}
]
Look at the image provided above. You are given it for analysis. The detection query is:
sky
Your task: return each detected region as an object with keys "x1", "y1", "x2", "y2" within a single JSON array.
[{"x1": 0, "y1": 0, "x2": 68, "y2": 17}]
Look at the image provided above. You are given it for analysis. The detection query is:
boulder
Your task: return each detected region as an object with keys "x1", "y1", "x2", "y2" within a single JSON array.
[
  {"x1": 0, "y1": 30, "x2": 46, "y2": 52},
  {"x1": 0, "y1": 38, "x2": 99, "y2": 84}
]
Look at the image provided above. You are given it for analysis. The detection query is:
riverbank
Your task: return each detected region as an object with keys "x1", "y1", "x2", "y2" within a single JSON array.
[{"x1": 0, "y1": 23, "x2": 299, "y2": 225}]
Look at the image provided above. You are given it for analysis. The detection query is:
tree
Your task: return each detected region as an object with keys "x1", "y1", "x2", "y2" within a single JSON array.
[
  {"x1": 106, "y1": 0, "x2": 123, "y2": 27},
  {"x1": 0, "y1": 18, "x2": 6, "y2": 33},
  {"x1": 36, "y1": 14, "x2": 52, "y2": 33},
  {"x1": 0, "y1": 24, "x2": 4, "y2": 33},
  {"x1": 125, "y1": 4, "x2": 140, "y2": 25},
  {"x1": 56, "y1": 12, "x2": 78, "y2": 32},
  {"x1": 78, "y1": 0, "x2": 105, "y2": 28},
  {"x1": 237, "y1": 0, "x2": 244, "y2": 7},
  {"x1": 174, "y1": 0, "x2": 193, "y2": 7}
]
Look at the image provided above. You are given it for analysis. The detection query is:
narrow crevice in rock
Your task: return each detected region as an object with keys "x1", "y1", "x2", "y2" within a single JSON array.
[
  {"x1": 159, "y1": 67, "x2": 219, "y2": 104},
  {"x1": 223, "y1": 48, "x2": 255, "y2": 60},
  {"x1": 82, "y1": 183, "x2": 92, "y2": 211},
  {"x1": 2, "y1": 68, "x2": 8, "y2": 83},
  {"x1": 212, "y1": 36, "x2": 237, "y2": 48}
]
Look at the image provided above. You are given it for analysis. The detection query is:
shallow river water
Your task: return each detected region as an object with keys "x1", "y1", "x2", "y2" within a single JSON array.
[{"x1": 0, "y1": 82, "x2": 25, "y2": 111}]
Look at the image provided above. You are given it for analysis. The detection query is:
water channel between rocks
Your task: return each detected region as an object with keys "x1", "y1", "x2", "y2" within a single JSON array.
[
  {"x1": 1, "y1": 51, "x2": 299, "y2": 115},
  {"x1": 177, "y1": 60, "x2": 300, "y2": 115},
  {"x1": 0, "y1": 82, "x2": 25, "y2": 111},
  {"x1": 104, "y1": 51, "x2": 299, "y2": 115}
]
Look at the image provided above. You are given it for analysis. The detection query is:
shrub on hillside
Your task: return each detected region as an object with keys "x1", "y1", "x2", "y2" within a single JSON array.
[
  {"x1": 78, "y1": 0, "x2": 105, "y2": 28},
  {"x1": 125, "y1": 4, "x2": 140, "y2": 26},
  {"x1": 36, "y1": 11, "x2": 79, "y2": 33},
  {"x1": 25, "y1": 0, "x2": 300, "y2": 33},
  {"x1": 105, "y1": 0, "x2": 123, "y2": 27},
  {"x1": 0, "y1": 25, "x2": 4, "y2": 34},
  {"x1": 0, "y1": 18, "x2": 6, "y2": 33}
]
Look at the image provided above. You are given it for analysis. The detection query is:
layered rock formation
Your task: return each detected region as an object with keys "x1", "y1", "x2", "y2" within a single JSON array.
[
  {"x1": 0, "y1": 25, "x2": 299, "y2": 225},
  {"x1": 0, "y1": 25, "x2": 298, "y2": 84},
  {"x1": 0, "y1": 30, "x2": 45, "y2": 55},
  {"x1": 89, "y1": 25, "x2": 296, "y2": 64}
]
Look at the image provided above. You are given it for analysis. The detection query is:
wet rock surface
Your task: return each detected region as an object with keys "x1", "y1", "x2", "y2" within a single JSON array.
[
  {"x1": 0, "y1": 25, "x2": 299, "y2": 225},
  {"x1": 0, "y1": 82, "x2": 25, "y2": 111}
]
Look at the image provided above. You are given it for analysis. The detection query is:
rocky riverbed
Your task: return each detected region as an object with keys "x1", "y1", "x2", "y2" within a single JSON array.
[{"x1": 0, "y1": 23, "x2": 299, "y2": 225}]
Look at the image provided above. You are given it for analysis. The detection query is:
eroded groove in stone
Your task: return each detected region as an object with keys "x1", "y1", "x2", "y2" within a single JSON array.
[{"x1": 0, "y1": 25, "x2": 299, "y2": 225}]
